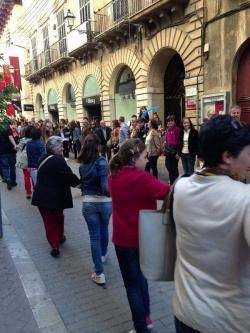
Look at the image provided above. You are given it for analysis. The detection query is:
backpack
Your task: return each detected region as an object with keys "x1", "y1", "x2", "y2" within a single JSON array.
[{"x1": 16, "y1": 143, "x2": 28, "y2": 169}]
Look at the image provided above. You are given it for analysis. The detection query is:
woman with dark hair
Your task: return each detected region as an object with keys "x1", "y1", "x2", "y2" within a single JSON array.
[
  {"x1": 145, "y1": 119, "x2": 161, "y2": 178},
  {"x1": 178, "y1": 117, "x2": 199, "y2": 176},
  {"x1": 70, "y1": 120, "x2": 82, "y2": 159},
  {"x1": 164, "y1": 115, "x2": 181, "y2": 184},
  {"x1": 173, "y1": 115, "x2": 250, "y2": 333},
  {"x1": 109, "y1": 120, "x2": 120, "y2": 154},
  {"x1": 60, "y1": 119, "x2": 71, "y2": 159},
  {"x1": 26, "y1": 128, "x2": 46, "y2": 184},
  {"x1": 79, "y1": 134, "x2": 112, "y2": 286},
  {"x1": 109, "y1": 139, "x2": 170, "y2": 333}
]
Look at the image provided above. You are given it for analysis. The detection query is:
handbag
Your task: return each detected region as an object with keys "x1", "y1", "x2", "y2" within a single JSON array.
[
  {"x1": 164, "y1": 144, "x2": 177, "y2": 156},
  {"x1": 16, "y1": 144, "x2": 28, "y2": 169},
  {"x1": 139, "y1": 181, "x2": 177, "y2": 281}
]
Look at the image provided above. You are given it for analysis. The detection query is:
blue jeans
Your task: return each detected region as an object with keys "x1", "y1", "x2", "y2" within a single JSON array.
[
  {"x1": 82, "y1": 201, "x2": 112, "y2": 274},
  {"x1": 0, "y1": 153, "x2": 16, "y2": 183},
  {"x1": 175, "y1": 317, "x2": 202, "y2": 333},
  {"x1": 115, "y1": 245, "x2": 150, "y2": 333},
  {"x1": 181, "y1": 154, "x2": 195, "y2": 176}
]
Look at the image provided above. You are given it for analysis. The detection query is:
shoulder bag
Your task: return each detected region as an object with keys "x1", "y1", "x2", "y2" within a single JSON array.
[
  {"x1": 139, "y1": 180, "x2": 178, "y2": 281},
  {"x1": 16, "y1": 144, "x2": 28, "y2": 169}
]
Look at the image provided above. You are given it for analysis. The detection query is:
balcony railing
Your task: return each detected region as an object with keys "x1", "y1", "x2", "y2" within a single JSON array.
[
  {"x1": 67, "y1": 20, "x2": 98, "y2": 55},
  {"x1": 94, "y1": 0, "x2": 160, "y2": 35},
  {"x1": 25, "y1": 39, "x2": 68, "y2": 77}
]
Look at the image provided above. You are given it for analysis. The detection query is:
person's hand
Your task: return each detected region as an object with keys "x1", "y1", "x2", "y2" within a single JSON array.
[{"x1": 175, "y1": 154, "x2": 180, "y2": 160}]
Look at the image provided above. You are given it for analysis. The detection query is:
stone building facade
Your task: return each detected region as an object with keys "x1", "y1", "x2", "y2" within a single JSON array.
[{"x1": 1, "y1": 0, "x2": 249, "y2": 124}]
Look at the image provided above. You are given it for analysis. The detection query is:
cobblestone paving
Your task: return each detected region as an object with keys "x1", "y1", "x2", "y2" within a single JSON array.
[{"x1": 1, "y1": 157, "x2": 175, "y2": 333}]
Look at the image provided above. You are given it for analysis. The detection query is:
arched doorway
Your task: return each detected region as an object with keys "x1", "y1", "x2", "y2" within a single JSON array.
[
  {"x1": 115, "y1": 66, "x2": 136, "y2": 121},
  {"x1": 47, "y1": 88, "x2": 59, "y2": 122},
  {"x1": 83, "y1": 76, "x2": 101, "y2": 120},
  {"x1": 236, "y1": 40, "x2": 250, "y2": 123},
  {"x1": 148, "y1": 49, "x2": 185, "y2": 126},
  {"x1": 35, "y1": 93, "x2": 45, "y2": 120},
  {"x1": 164, "y1": 53, "x2": 185, "y2": 125},
  {"x1": 62, "y1": 83, "x2": 76, "y2": 121}
]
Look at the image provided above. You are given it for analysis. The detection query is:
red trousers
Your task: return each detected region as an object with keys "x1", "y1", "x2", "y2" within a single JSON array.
[
  {"x1": 23, "y1": 169, "x2": 34, "y2": 195},
  {"x1": 38, "y1": 208, "x2": 64, "y2": 249}
]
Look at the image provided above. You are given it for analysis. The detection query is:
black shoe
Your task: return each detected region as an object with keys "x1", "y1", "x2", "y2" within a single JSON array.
[
  {"x1": 11, "y1": 182, "x2": 18, "y2": 187},
  {"x1": 26, "y1": 195, "x2": 31, "y2": 199},
  {"x1": 59, "y1": 236, "x2": 66, "y2": 244},
  {"x1": 7, "y1": 180, "x2": 12, "y2": 190},
  {"x1": 50, "y1": 249, "x2": 60, "y2": 258}
]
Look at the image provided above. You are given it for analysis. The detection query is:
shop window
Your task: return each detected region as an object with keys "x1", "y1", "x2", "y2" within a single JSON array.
[{"x1": 115, "y1": 66, "x2": 136, "y2": 96}]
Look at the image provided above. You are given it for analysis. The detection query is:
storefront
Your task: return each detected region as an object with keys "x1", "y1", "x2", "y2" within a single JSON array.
[
  {"x1": 114, "y1": 66, "x2": 136, "y2": 122},
  {"x1": 63, "y1": 83, "x2": 76, "y2": 121},
  {"x1": 47, "y1": 88, "x2": 59, "y2": 122},
  {"x1": 82, "y1": 76, "x2": 101, "y2": 120}
]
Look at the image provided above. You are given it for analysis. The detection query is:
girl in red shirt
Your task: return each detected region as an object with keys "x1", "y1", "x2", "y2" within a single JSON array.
[{"x1": 109, "y1": 138, "x2": 170, "y2": 333}]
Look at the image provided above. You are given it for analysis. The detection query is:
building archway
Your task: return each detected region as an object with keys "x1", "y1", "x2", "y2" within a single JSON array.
[
  {"x1": 82, "y1": 75, "x2": 101, "y2": 120},
  {"x1": 62, "y1": 83, "x2": 76, "y2": 121},
  {"x1": 35, "y1": 94, "x2": 44, "y2": 120},
  {"x1": 114, "y1": 66, "x2": 136, "y2": 121},
  {"x1": 234, "y1": 39, "x2": 250, "y2": 123},
  {"x1": 148, "y1": 48, "x2": 185, "y2": 126},
  {"x1": 47, "y1": 88, "x2": 59, "y2": 122}
]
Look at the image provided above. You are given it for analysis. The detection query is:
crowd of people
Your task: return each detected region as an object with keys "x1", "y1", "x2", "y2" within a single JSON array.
[{"x1": 0, "y1": 104, "x2": 249, "y2": 333}]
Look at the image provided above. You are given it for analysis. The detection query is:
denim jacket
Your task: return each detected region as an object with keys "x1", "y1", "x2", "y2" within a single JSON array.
[
  {"x1": 26, "y1": 139, "x2": 46, "y2": 168},
  {"x1": 79, "y1": 157, "x2": 109, "y2": 196}
]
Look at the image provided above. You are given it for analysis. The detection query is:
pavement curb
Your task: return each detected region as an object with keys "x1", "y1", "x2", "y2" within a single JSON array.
[{"x1": 2, "y1": 209, "x2": 68, "y2": 333}]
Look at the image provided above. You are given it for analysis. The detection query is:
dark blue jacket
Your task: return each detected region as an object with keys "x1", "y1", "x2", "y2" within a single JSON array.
[
  {"x1": 79, "y1": 157, "x2": 109, "y2": 196},
  {"x1": 26, "y1": 139, "x2": 46, "y2": 168}
]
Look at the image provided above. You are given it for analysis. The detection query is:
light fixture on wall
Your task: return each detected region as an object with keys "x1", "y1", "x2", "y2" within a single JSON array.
[{"x1": 64, "y1": 9, "x2": 76, "y2": 31}]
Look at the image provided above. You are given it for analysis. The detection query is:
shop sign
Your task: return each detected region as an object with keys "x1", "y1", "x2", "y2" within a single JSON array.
[
  {"x1": 186, "y1": 96, "x2": 197, "y2": 110},
  {"x1": 23, "y1": 104, "x2": 34, "y2": 111},
  {"x1": 48, "y1": 104, "x2": 58, "y2": 112},
  {"x1": 201, "y1": 92, "x2": 230, "y2": 120},
  {"x1": 82, "y1": 95, "x2": 100, "y2": 106}
]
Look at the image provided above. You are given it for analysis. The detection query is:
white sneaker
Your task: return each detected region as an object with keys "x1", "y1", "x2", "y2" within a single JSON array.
[
  {"x1": 128, "y1": 331, "x2": 135, "y2": 333},
  {"x1": 101, "y1": 253, "x2": 108, "y2": 263},
  {"x1": 91, "y1": 272, "x2": 106, "y2": 285}
]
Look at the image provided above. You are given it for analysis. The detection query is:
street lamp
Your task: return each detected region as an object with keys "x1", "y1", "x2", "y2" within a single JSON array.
[{"x1": 64, "y1": 9, "x2": 75, "y2": 31}]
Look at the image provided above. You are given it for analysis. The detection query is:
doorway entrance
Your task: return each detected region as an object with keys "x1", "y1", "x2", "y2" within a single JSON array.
[
  {"x1": 164, "y1": 53, "x2": 185, "y2": 125},
  {"x1": 236, "y1": 40, "x2": 250, "y2": 124}
]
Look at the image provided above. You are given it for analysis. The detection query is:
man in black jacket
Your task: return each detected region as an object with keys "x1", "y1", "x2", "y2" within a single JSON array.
[
  {"x1": 0, "y1": 121, "x2": 18, "y2": 190},
  {"x1": 95, "y1": 120, "x2": 112, "y2": 160}
]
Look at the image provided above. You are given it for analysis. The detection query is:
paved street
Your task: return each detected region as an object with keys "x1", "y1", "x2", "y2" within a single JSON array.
[{"x1": 0, "y1": 157, "x2": 175, "y2": 333}]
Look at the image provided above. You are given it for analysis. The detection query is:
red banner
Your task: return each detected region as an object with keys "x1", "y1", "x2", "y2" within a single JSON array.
[{"x1": 9, "y1": 56, "x2": 22, "y2": 90}]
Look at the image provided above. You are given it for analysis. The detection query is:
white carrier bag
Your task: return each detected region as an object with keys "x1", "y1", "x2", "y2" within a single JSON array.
[{"x1": 139, "y1": 183, "x2": 177, "y2": 282}]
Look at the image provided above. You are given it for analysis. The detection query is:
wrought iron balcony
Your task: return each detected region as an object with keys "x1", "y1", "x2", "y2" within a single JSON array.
[
  {"x1": 25, "y1": 39, "x2": 72, "y2": 80},
  {"x1": 67, "y1": 20, "x2": 99, "y2": 58},
  {"x1": 94, "y1": 0, "x2": 189, "y2": 36}
]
